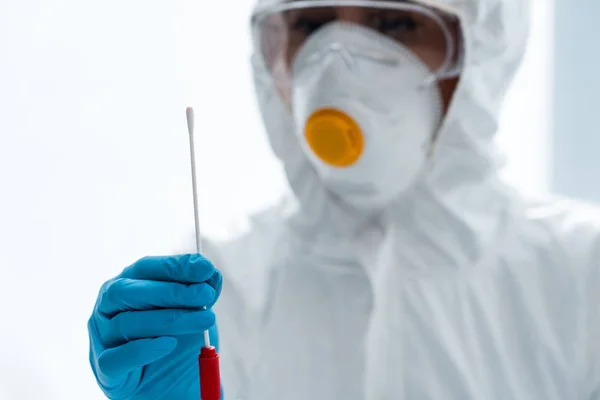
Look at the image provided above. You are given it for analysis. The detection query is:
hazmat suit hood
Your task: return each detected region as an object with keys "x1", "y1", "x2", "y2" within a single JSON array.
[{"x1": 251, "y1": 0, "x2": 531, "y2": 262}]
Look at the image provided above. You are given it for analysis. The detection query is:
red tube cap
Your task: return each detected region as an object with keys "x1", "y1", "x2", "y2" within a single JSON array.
[{"x1": 199, "y1": 346, "x2": 221, "y2": 400}]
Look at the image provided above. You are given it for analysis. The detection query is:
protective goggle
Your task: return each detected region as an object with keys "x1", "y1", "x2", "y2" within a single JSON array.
[{"x1": 251, "y1": 0, "x2": 464, "y2": 85}]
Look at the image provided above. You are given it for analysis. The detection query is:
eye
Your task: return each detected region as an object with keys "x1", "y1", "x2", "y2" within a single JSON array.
[
  {"x1": 370, "y1": 12, "x2": 422, "y2": 38},
  {"x1": 285, "y1": 9, "x2": 336, "y2": 37},
  {"x1": 292, "y1": 17, "x2": 329, "y2": 35}
]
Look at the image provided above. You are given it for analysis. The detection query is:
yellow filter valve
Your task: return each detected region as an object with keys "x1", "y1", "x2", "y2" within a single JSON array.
[{"x1": 304, "y1": 108, "x2": 364, "y2": 167}]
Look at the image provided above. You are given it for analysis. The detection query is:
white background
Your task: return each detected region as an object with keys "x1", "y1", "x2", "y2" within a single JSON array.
[{"x1": 0, "y1": 0, "x2": 552, "y2": 398}]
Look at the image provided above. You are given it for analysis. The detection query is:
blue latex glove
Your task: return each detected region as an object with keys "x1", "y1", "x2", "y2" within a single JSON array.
[{"x1": 88, "y1": 254, "x2": 222, "y2": 399}]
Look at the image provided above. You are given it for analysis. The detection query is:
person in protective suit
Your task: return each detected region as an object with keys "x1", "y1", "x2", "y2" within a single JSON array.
[{"x1": 88, "y1": 0, "x2": 600, "y2": 399}]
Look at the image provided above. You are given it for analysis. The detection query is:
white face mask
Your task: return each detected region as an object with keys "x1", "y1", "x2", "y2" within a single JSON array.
[{"x1": 291, "y1": 22, "x2": 443, "y2": 211}]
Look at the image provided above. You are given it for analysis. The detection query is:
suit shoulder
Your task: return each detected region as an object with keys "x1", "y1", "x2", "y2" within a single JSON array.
[{"x1": 519, "y1": 193, "x2": 600, "y2": 267}]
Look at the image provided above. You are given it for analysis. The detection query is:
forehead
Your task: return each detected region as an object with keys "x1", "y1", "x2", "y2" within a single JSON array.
[{"x1": 254, "y1": 0, "x2": 465, "y2": 17}]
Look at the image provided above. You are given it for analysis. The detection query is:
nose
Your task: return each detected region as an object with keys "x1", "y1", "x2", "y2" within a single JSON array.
[{"x1": 335, "y1": 6, "x2": 368, "y2": 25}]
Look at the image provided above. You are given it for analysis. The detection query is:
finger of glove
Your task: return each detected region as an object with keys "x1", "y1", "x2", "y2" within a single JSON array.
[
  {"x1": 97, "y1": 278, "x2": 217, "y2": 318},
  {"x1": 102, "y1": 308, "x2": 216, "y2": 347},
  {"x1": 205, "y1": 270, "x2": 223, "y2": 308},
  {"x1": 120, "y1": 254, "x2": 217, "y2": 284},
  {"x1": 97, "y1": 337, "x2": 177, "y2": 379}
]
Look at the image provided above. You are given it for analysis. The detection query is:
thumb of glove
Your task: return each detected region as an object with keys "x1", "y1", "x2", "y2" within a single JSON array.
[{"x1": 97, "y1": 337, "x2": 178, "y2": 381}]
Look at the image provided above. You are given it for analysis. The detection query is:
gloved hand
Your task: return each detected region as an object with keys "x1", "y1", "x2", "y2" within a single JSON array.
[{"x1": 88, "y1": 254, "x2": 222, "y2": 399}]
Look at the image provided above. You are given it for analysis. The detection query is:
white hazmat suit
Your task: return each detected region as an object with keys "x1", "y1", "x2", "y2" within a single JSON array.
[{"x1": 196, "y1": 0, "x2": 600, "y2": 399}]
